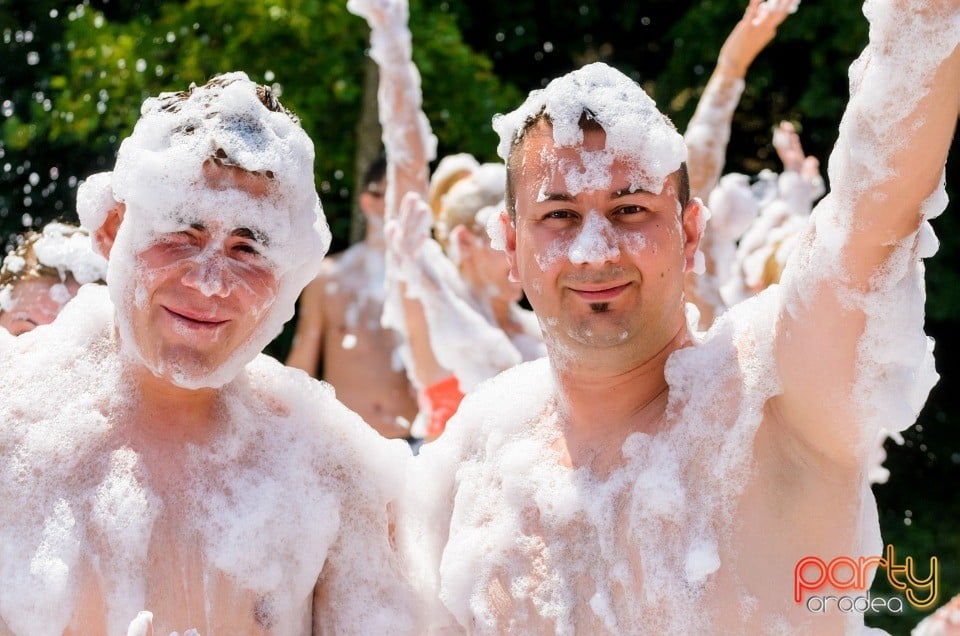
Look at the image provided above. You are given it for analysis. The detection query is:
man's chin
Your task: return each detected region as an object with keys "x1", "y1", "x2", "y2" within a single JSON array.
[
  {"x1": 559, "y1": 312, "x2": 636, "y2": 346},
  {"x1": 139, "y1": 347, "x2": 237, "y2": 391}
]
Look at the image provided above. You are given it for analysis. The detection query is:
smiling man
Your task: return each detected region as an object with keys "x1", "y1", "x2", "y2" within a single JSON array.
[
  {"x1": 0, "y1": 74, "x2": 416, "y2": 635},
  {"x1": 411, "y1": 1, "x2": 959, "y2": 633}
]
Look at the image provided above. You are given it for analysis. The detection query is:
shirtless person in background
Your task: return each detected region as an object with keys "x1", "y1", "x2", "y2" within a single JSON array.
[
  {"x1": 287, "y1": 0, "x2": 434, "y2": 441},
  {"x1": 411, "y1": 1, "x2": 958, "y2": 632},
  {"x1": 0, "y1": 74, "x2": 416, "y2": 635},
  {"x1": 287, "y1": 157, "x2": 419, "y2": 439}
]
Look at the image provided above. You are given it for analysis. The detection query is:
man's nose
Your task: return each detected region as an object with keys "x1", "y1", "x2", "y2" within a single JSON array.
[
  {"x1": 568, "y1": 212, "x2": 620, "y2": 266},
  {"x1": 181, "y1": 254, "x2": 231, "y2": 298}
]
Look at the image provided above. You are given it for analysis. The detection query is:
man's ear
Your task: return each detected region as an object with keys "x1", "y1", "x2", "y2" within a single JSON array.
[
  {"x1": 500, "y1": 209, "x2": 520, "y2": 283},
  {"x1": 93, "y1": 203, "x2": 126, "y2": 260},
  {"x1": 681, "y1": 198, "x2": 704, "y2": 273}
]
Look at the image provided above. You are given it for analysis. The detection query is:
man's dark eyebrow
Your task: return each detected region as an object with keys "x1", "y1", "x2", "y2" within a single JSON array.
[
  {"x1": 232, "y1": 227, "x2": 270, "y2": 247},
  {"x1": 190, "y1": 222, "x2": 206, "y2": 231},
  {"x1": 540, "y1": 192, "x2": 576, "y2": 202}
]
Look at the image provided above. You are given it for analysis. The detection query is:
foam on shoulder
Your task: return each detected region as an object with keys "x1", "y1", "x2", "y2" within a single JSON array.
[{"x1": 0, "y1": 284, "x2": 417, "y2": 634}]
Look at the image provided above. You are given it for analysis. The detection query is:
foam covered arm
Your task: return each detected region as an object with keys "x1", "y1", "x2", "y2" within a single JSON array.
[
  {"x1": 284, "y1": 267, "x2": 328, "y2": 377},
  {"x1": 684, "y1": 0, "x2": 795, "y2": 200},
  {"x1": 772, "y1": 0, "x2": 959, "y2": 468},
  {"x1": 384, "y1": 193, "x2": 523, "y2": 391},
  {"x1": 348, "y1": 0, "x2": 437, "y2": 214}
]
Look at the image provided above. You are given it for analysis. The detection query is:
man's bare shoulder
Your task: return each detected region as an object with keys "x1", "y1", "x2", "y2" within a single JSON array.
[
  {"x1": 427, "y1": 358, "x2": 554, "y2": 460},
  {"x1": 321, "y1": 242, "x2": 369, "y2": 278},
  {"x1": 240, "y1": 353, "x2": 413, "y2": 474},
  {"x1": 304, "y1": 243, "x2": 371, "y2": 303},
  {"x1": 667, "y1": 290, "x2": 782, "y2": 407}
]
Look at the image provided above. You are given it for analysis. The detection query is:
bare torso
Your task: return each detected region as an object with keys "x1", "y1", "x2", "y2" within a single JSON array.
[
  {"x1": 0, "y1": 287, "x2": 415, "y2": 635},
  {"x1": 426, "y1": 297, "x2": 872, "y2": 635},
  {"x1": 293, "y1": 243, "x2": 418, "y2": 439}
]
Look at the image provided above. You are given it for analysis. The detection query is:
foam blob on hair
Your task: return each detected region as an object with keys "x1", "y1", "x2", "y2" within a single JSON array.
[
  {"x1": 76, "y1": 72, "x2": 331, "y2": 389},
  {"x1": 493, "y1": 62, "x2": 687, "y2": 197},
  {"x1": 436, "y1": 163, "x2": 506, "y2": 243},
  {"x1": 32, "y1": 223, "x2": 108, "y2": 285}
]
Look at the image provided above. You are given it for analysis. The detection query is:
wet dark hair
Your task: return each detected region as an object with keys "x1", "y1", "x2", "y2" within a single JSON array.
[
  {"x1": 362, "y1": 156, "x2": 388, "y2": 193},
  {"x1": 155, "y1": 74, "x2": 298, "y2": 122},
  {"x1": 505, "y1": 110, "x2": 690, "y2": 220}
]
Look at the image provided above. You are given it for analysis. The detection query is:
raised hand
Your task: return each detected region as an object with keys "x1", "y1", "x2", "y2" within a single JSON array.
[
  {"x1": 346, "y1": 0, "x2": 408, "y2": 30},
  {"x1": 772, "y1": 120, "x2": 823, "y2": 193},
  {"x1": 719, "y1": 0, "x2": 798, "y2": 77},
  {"x1": 387, "y1": 192, "x2": 434, "y2": 261}
]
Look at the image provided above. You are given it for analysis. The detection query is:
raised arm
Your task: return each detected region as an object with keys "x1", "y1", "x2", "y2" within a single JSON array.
[
  {"x1": 383, "y1": 193, "x2": 523, "y2": 393},
  {"x1": 684, "y1": 0, "x2": 797, "y2": 201},
  {"x1": 772, "y1": 0, "x2": 959, "y2": 468},
  {"x1": 285, "y1": 268, "x2": 328, "y2": 377},
  {"x1": 348, "y1": 0, "x2": 437, "y2": 212},
  {"x1": 683, "y1": 0, "x2": 796, "y2": 328}
]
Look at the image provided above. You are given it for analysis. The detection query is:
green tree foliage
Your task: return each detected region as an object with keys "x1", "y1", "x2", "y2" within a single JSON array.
[{"x1": 1, "y1": 0, "x2": 519, "y2": 252}]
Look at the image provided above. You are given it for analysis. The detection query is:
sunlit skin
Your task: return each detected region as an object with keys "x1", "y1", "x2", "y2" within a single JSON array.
[
  {"x1": 286, "y1": 180, "x2": 419, "y2": 439},
  {"x1": 503, "y1": 121, "x2": 702, "y2": 372},
  {"x1": 130, "y1": 221, "x2": 279, "y2": 383},
  {"x1": 451, "y1": 119, "x2": 858, "y2": 633},
  {"x1": 0, "y1": 276, "x2": 81, "y2": 335}
]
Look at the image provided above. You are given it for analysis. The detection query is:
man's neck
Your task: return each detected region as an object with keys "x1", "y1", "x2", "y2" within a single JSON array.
[
  {"x1": 127, "y1": 363, "x2": 223, "y2": 444},
  {"x1": 549, "y1": 325, "x2": 688, "y2": 470}
]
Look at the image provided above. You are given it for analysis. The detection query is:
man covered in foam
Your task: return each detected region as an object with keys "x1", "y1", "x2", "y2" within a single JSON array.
[
  {"x1": 286, "y1": 0, "x2": 435, "y2": 441},
  {"x1": 409, "y1": 1, "x2": 958, "y2": 632},
  {"x1": 0, "y1": 73, "x2": 417, "y2": 634}
]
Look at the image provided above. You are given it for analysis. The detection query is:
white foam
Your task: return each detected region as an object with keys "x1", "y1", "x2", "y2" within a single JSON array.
[
  {"x1": 493, "y1": 62, "x2": 686, "y2": 199},
  {"x1": 435, "y1": 163, "x2": 506, "y2": 242},
  {"x1": 77, "y1": 73, "x2": 331, "y2": 389},
  {"x1": 3, "y1": 254, "x2": 25, "y2": 274},
  {"x1": 0, "y1": 284, "x2": 419, "y2": 634},
  {"x1": 567, "y1": 212, "x2": 619, "y2": 265}
]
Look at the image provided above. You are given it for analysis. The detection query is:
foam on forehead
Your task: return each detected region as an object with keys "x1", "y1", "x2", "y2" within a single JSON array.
[
  {"x1": 75, "y1": 72, "x2": 332, "y2": 388},
  {"x1": 79, "y1": 72, "x2": 330, "y2": 275},
  {"x1": 493, "y1": 62, "x2": 687, "y2": 194}
]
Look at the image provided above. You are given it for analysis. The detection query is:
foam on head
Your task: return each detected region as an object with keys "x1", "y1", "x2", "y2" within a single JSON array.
[
  {"x1": 493, "y1": 62, "x2": 687, "y2": 201},
  {"x1": 0, "y1": 223, "x2": 106, "y2": 315},
  {"x1": 435, "y1": 163, "x2": 506, "y2": 244},
  {"x1": 428, "y1": 153, "x2": 480, "y2": 217},
  {"x1": 75, "y1": 72, "x2": 331, "y2": 389}
]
